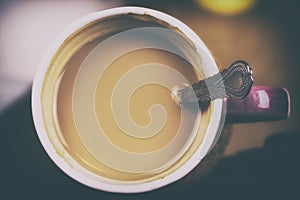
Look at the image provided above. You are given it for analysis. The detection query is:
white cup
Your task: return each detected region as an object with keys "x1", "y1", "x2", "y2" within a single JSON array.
[{"x1": 32, "y1": 6, "x2": 224, "y2": 193}]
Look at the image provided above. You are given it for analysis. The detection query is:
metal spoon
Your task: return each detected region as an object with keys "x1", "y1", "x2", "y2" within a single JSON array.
[{"x1": 173, "y1": 60, "x2": 253, "y2": 105}]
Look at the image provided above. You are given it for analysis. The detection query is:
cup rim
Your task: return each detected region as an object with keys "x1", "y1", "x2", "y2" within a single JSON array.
[{"x1": 31, "y1": 6, "x2": 223, "y2": 193}]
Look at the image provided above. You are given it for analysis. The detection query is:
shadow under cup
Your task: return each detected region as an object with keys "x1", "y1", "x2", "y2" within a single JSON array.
[{"x1": 32, "y1": 7, "x2": 224, "y2": 193}]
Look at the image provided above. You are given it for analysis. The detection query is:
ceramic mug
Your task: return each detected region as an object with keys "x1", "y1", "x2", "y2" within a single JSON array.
[{"x1": 31, "y1": 7, "x2": 290, "y2": 193}]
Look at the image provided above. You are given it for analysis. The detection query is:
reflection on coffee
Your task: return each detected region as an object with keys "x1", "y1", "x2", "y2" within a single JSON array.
[{"x1": 56, "y1": 41, "x2": 203, "y2": 180}]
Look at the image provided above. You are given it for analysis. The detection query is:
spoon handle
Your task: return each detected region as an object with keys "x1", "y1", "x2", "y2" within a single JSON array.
[{"x1": 178, "y1": 61, "x2": 253, "y2": 105}]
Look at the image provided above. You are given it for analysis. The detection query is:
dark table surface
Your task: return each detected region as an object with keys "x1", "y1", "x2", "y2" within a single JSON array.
[{"x1": 1, "y1": 0, "x2": 300, "y2": 199}]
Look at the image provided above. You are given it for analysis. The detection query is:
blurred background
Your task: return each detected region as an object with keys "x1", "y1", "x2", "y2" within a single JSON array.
[{"x1": 0, "y1": 0, "x2": 299, "y2": 199}]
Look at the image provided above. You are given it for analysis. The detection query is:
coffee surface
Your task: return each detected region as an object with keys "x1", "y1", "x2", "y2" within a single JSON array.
[{"x1": 56, "y1": 40, "x2": 202, "y2": 180}]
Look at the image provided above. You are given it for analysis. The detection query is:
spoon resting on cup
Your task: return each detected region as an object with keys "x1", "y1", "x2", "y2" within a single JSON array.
[{"x1": 172, "y1": 60, "x2": 253, "y2": 106}]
